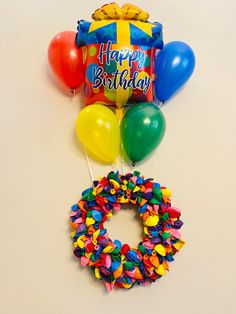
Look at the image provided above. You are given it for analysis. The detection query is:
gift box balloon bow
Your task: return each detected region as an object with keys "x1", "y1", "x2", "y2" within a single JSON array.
[{"x1": 48, "y1": 3, "x2": 195, "y2": 291}]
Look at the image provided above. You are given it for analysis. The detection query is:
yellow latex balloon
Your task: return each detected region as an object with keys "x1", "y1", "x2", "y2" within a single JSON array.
[{"x1": 76, "y1": 104, "x2": 120, "y2": 163}]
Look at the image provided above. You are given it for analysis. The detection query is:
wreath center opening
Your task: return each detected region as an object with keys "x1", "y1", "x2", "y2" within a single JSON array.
[{"x1": 105, "y1": 204, "x2": 143, "y2": 246}]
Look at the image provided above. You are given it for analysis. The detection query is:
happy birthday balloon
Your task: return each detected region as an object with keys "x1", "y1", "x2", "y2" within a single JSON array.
[{"x1": 76, "y1": 3, "x2": 163, "y2": 108}]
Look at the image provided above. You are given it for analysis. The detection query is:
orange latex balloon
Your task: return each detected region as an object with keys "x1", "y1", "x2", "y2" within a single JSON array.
[{"x1": 48, "y1": 31, "x2": 84, "y2": 90}]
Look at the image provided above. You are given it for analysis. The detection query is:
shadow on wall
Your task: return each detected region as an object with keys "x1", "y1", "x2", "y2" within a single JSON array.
[{"x1": 44, "y1": 61, "x2": 83, "y2": 98}]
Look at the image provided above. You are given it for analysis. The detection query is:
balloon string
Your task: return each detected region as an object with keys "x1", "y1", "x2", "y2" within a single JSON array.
[
  {"x1": 158, "y1": 101, "x2": 165, "y2": 109},
  {"x1": 116, "y1": 107, "x2": 125, "y2": 174},
  {"x1": 83, "y1": 145, "x2": 95, "y2": 185},
  {"x1": 120, "y1": 139, "x2": 125, "y2": 175},
  {"x1": 112, "y1": 161, "x2": 119, "y2": 173},
  {"x1": 71, "y1": 91, "x2": 94, "y2": 186}
]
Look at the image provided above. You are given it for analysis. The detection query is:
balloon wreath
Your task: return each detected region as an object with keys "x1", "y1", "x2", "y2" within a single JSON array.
[
  {"x1": 70, "y1": 171, "x2": 184, "y2": 291},
  {"x1": 48, "y1": 2, "x2": 195, "y2": 291}
]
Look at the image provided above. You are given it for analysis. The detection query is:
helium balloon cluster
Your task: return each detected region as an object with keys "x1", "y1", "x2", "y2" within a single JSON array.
[
  {"x1": 48, "y1": 2, "x2": 193, "y2": 292},
  {"x1": 48, "y1": 2, "x2": 195, "y2": 165}
]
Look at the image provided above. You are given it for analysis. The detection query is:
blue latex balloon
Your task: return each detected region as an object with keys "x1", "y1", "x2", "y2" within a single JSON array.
[{"x1": 155, "y1": 41, "x2": 195, "y2": 102}]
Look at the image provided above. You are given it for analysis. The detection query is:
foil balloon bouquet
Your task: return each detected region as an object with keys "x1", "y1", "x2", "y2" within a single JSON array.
[{"x1": 48, "y1": 3, "x2": 195, "y2": 291}]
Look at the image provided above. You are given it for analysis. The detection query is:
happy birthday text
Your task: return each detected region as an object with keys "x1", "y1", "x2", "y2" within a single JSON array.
[{"x1": 92, "y1": 40, "x2": 151, "y2": 94}]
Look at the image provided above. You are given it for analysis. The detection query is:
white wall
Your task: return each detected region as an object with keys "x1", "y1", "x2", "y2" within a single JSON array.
[{"x1": 0, "y1": 1, "x2": 235, "y2": 313}]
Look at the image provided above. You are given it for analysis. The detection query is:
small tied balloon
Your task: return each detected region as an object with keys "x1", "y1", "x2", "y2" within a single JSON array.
[
  {"x1": 121, "y1": 102, "x2": 166, "y2": 164},
  {"x1": 76, "y1": 104, "x2": 120, "y2": 163},
  {"x1": 48, "y1": 31, "x2": 84, "y2": 90},
  {"x1": 155, "y1": 41, "x2": 195, "y2": 102}
]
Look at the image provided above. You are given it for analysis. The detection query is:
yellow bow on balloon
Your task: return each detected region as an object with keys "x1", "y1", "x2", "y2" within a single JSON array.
[{"x1": 92, "y1": 3, "x2": 149, "y2": 22}]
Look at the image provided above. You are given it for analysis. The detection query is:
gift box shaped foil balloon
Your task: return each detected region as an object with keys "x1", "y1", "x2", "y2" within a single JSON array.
[
  {"x1": 48, "y1": 2, "x2": 195, "y2": 292},
  {"x1": 76, "y1": 5, "x2": 163, "y2": 108}
]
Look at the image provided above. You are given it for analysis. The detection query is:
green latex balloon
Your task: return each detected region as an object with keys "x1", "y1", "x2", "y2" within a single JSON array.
[{"x1": 121, "y1": 102, "x2": 166, "y2": 164}]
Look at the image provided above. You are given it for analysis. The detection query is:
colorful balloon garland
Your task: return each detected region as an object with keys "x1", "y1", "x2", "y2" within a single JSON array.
[
  {"x1": 48, "y1": 2, "x2": 195, "y2": 291},
  {"x1": 70, "y1": 171, "x2": 184, "y2": 291}
]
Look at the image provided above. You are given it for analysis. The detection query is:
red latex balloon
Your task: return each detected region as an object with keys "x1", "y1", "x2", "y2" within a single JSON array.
[{"x1": 48, "y1": 31, "x2": 84, "y2": 90}]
